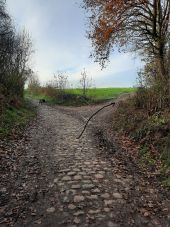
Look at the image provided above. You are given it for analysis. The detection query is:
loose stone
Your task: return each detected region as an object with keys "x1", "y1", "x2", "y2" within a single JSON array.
[
  {"x1": 92, "y1": 188, "x2": 101, "y2": 193},
  {"x1": 0, "y1": 187, "x2": 7, "y2": 193},
  {"x1": 68, "y1": 204, "x2": 76, "y2": 210},
  {"x1": 104, "y1": 200, "x2": 114, "y2": 206},
  {"x1": 88, "y1": 210, "x2": 100, "y2": 214},
  {"x1": 53, "y1": 178, "x2": 58, "y2": 183},
  {"x1": 118, "y1": 199, "x2": 126, "y2": 204},
  {"x1": 87, "y1": 195, "x2": 98, "y2": 200},
  {"x1": 71, "y1": 184, "x2": 81, "y2": 189},
  {"x1": 101, "y1": 193, "x2": 110, "y2": 199},
  {"x1": 79, "y1": 172, "x2": 86, "y2": 176},
  {"x1": 84, "y1": 161, "x2": 91, "y2": 165},
  {"x1": 73, "y1": 168, "x2": 80, "y2": 172},
  {"x1": 96, "y1": 214, "x2": 106, "y2": 219},
  {"x1": 92, "y1": 161, "x2": 98, "y2": 164},
  {"x1": 112, "y1": 193, "x2": 123, "y2": 199},
  {"x1": 62, "y1": 176, "x2": 72, "y2": 181},
  {"x1": 74, "y1": 195, "x2": 85, "y2": 203},
  {"x1": 99, "y1": 171, "x2": 105, "y2": 175},
  {"x1": 34, "y1": 219, "x2": 42, "y2": 225},
  {"x1": 114, "y1": 179, "x2": 122, "y2": 183},
  {"x1": 67, "y1": 172, "x2": 76, "y2": 176},
  {"x1": 68, "y1": 181, "x2": 77, "y2": 184},
  {"x1": 116, "y1": 174, "x2": 122, "y2": 179},
  {"x1": 59, "y1": 169, "x2": 70, "y2": 173},
  {"x1": 59, "y1": 207, "x2": 63, "y2": 212},
  {"x1": 95, "y1": 174, "x2": 104, "y2": 179},
  {"x1": 74, "y1": 217, "x2": 81, "y2": 224},
  {"x1": 46, "y1": 207, "x2": 55, "y2": 213},
  {"x1": 101, "y1": 161, "x2": 107, "y2": 164},
  {"x1": 89, "y1": 171, "x2": 95, "y2": 174},
  {"x1": 83, "y1": 176, "x2": 91, "y2": 179},
  {"x1": 82, "y1": 180, "x2": 92, "y2": 184},
  {"x1": 74, "y1": 211, "x2": 84, "y2": 216},
  {"x1": 104, "y1": 208, "x2": 110, "y2": 212},
  {"x1": 74, "y1": 175, "x2": 82, "y2": 180},
  {"x1": 82, "y1": 184, "x2": 95, "y2": 189},
  {"x1": 48, "y1": 183, "x2": 54, "y2": 188},
  {"x1": 70, "y1": 189, "x2": 76, "y2": 195},
  {"x1": 63, "y1": 196, "x2": 70, "y2": 203},
  {"x1": 93, "y1": 180, "x2": 99, "y2": 183},
  {"x1": 82, "y1": 190, "x2": 90, "y2": 195}
]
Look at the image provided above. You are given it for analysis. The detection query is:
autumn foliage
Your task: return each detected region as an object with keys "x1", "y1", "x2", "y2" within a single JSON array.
[
  {"x1": 84, "y1": 0, "x2": 170, "y2": 110},
  {"x1": 84, "y1": 0, "x2": 169, "y2": 66}
]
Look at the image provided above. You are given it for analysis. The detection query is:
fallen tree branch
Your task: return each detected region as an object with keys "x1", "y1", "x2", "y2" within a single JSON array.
[{"x1": 77, "y1": 102, "x2": 115, "y2": 139}]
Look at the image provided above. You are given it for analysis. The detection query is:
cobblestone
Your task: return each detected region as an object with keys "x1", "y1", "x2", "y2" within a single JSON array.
[
  {"x1": 5, "y1": 104, "x2": 169, "y2": 227},
  {"x1": 74, "y1": 195, "x2": 85, "y2": 203}
]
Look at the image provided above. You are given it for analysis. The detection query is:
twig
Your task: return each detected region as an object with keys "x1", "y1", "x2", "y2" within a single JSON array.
[{"x1": 77, "y1": 102, "x2": 115, "y2": 139}]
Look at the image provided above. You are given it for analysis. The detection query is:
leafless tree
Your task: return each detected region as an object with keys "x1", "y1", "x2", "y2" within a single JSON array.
[
  {"x1": 0, "y1": 0, "x2": 33, "y2": 99},
  {"x1": 79, "y1": 68, "x2": 92, "y2": 97},
  {"x1": 53, "y1": 71, "x2": 68, "y2": 91},
  {"x1": 27, "y1": 72, "x2": 40, "y2": 95}
]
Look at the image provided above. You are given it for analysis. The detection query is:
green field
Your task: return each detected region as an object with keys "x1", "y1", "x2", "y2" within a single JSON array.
[
  {"x1": 66, "y1": 87, "x2": 135, "y2": 100},
  {"x1": 25, "y1": 87, "x2": 136, "y2": 106}
]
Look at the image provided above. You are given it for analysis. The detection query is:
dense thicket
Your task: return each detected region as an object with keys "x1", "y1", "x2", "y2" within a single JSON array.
[{"x1": 0, "y1": 0, "x2": 32, "y2": 109}]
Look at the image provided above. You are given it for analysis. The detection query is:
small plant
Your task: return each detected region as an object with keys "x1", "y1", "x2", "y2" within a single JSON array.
[
  {"x1": 160, "y1": 159, "x2": 170, "y2": 174},
  {"x1": 149, "y1": 113, "x2": 167, "y2": 126},
  {"x1": 139, "y1": 146, "x2": 149, "y2": 157},
  {"x1": 0, "y1": 101, "x2": 35, "y2": 138},
  {"x1": 162, "y1": 178, "x2": 170, "y2": 187}
]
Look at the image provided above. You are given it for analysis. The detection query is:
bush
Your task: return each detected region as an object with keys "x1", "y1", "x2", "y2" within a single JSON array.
[
  {"x1": 0, "y1": 2, "x2": 32, "y2": 112},
  {"x1": 136, "y1": 59, "x2": 170, "y2": 115}
]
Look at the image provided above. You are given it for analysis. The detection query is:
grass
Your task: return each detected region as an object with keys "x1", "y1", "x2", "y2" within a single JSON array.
[
  {"x1": 66, "y1": 87, "x2": 135, "y2": 100},
  {"x1": 0, "y1": 100, "x2": 35, "y2": 138},
  {"x1": 112, "y1": 97, "x2": 170, "y2": 187},
  {"x1": 162, "y1": 178, "x2": 170, "y2": 187},
  {"x1": 25, "y1": 87, "x2": 136, "y2": 106}
]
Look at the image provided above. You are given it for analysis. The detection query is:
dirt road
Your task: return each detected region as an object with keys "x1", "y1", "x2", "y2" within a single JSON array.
[{"x1": 0, "y1": 104, "x2": 169, "y2": 226}]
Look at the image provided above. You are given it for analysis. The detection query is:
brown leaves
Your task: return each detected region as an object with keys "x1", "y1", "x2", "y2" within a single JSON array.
[
  {"x1": 83, "y1": 0, "x2": 170, "y2": 67},
  {"x1": 95, "y1": 18, "x2": 113, "y2": 43}
]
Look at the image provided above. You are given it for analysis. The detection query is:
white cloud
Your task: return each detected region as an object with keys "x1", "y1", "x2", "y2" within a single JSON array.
[
  {"x1": 69, "y1": 53, "x2": 140, "y2": 81},
  {"x1": 6, "y1": 0, "x2": 142, "y2": 87}
]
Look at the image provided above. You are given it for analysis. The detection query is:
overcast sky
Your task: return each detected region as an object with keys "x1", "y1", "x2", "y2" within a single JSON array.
[{"x1": 6, "y1": 0, "x2": 142, "y2": 87}]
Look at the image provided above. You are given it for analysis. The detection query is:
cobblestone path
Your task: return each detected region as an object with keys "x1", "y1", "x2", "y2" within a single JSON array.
[{"x1": 1, "y1": 104, "x2": 169, "y2": 227}]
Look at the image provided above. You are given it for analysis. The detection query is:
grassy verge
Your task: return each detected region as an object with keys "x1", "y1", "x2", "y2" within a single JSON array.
[
  {"x1": 112, "y1": 98, "x2": 170, "y2": 187},
  {"x1": 0, "y1": 99, "x2": 36, "y2": 139}
]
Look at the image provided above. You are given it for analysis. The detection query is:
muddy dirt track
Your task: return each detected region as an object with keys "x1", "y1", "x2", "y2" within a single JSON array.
[{"x1": 0, "y1": 103, "x2": 169, "y2": 227}]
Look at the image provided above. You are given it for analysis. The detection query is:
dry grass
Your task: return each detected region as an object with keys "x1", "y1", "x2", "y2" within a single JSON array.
[{"x1": 112, "y1": 96, "x2": 170, "y2": 185}]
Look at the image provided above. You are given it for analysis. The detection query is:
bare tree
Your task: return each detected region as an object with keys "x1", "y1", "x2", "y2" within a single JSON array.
[
  {"x1": 28, "y1": 72, "x2": 40, "y2": 95},
  {"x1": 53, "y1": 71, "x2": 68, "y2": 91},
  {"x1": 79, "y1": 68, "x2": 92, "y2": 97},
  {"x1": 0, "y1": 1, "x2": 33, "y2": 99}
]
